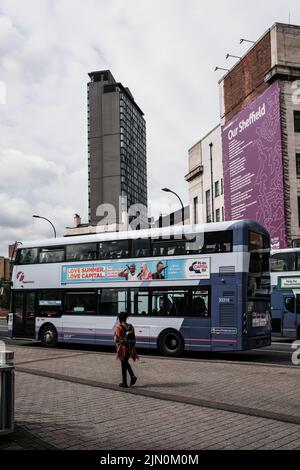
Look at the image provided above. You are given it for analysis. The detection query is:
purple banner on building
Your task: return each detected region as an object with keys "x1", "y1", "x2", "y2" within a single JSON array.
[{"x1": 222, "y1": 82, "x2": 287, "y2": 249}]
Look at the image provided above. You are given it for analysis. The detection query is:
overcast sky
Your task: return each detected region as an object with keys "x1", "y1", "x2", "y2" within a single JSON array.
[{"x1": 0, "y1": 0, "x2": 300, "y2": 255}]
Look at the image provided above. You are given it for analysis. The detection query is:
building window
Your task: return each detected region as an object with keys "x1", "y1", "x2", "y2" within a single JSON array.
[
  {"x1": 193, "y1": 196, "x2": 198, "y2": 224},
  {"x1": 222, "y1": 207, "x2": 225, "y2": 221},
  {"x1": 294, "y1": 111, "x2": 300, "y2": 133},
  {"x1": 215, "y1": 181, "x2": 220, "y2": 198},
  {"x1": 296, "y1": 154, "x2": 300, "y2": 177},
  {"x1": 298, "y1": 197, "x2": 300, "y2": 228},
  {"x1": 221, "y1": 179, "x2": 224, "y2": 195},
  {"x1": 216, "y1": 208, "x2": 221, "y2": 222},
  {"x1": 206, "y1": 190, "x2": 211, "y2": 223}
]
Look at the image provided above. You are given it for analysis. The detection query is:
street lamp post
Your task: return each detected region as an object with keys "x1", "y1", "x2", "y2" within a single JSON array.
[
  {"x1": 162, "y1": 188, "x2": 185, "y2": 226},
  {"x1": 32, "y1": 215, "x2": 57, "y2": 238}
]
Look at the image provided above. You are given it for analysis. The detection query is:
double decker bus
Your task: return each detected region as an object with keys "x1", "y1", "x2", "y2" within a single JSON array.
[
  {"x1": 8, "y1": 220, "x2": 271, "y2": 356},
  {"x1": 270, "y1": 248, "x2": 300, "y2": 339}
]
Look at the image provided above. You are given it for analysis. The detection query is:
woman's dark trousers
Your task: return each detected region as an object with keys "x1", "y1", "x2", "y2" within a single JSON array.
[{"x1": 121, "y1": 353, "x2": 134, "y2": 385}]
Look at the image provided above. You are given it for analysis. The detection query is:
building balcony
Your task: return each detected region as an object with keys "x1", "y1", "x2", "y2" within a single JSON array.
[
  {"x1": 265, "y1": 64, "x2": 300, "y2": 83},
  {"x1": 184, "y1": 165, "x2": 204, "y2": 182}
]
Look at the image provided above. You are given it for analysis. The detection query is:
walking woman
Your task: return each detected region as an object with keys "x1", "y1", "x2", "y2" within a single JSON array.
[{"x1": 114, "y1": 312, "x2": 138, "y2": 388}]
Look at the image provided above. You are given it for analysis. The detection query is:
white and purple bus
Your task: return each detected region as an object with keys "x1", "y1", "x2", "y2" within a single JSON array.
[
  {"x1": 270, "y1": 248, "x2": 300, "y2": 339},
  {"x1": 8, "y1": 220, "x2": 271, "y2": 356}
]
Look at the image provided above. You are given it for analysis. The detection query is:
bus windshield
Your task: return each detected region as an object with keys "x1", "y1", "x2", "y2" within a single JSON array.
[{"x1": 270, "y1": 248, "x2": 300, "y2": 339}]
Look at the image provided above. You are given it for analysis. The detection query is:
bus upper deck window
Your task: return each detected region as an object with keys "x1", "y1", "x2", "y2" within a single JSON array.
[
  {"x1": 202, "y1": 231, "x2": 232, "y2": 253},
  {"x1": 39, "y1": 247, "x2": 64, "y2": 264},
  {"x1": 185, "y1": 234, "x2": 204, "y2": 255},
  {"x1": 99, "y1": 240, "x2": 129, "y2": 260},
  {"x1": 132, "y1": 238, "x2": 151, "y2": 258},
  {"x1": 19, "y1": 248, "x2": 38, "y2": 264},
  {"x1": 152, "y1": 240, "x2": 185, "y2": 257},
  {"x1": 270, "y1": 253, "x2": 296, "y2": 272},
  {"x1": 249, "y1": 231, "x2": 269, "y2": 251},
  {"x1": 66, "y1": 243, "x2": 97, "y2": 262}
]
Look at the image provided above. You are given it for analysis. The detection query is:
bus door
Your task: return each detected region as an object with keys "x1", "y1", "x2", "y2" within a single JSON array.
[
  {"x1": 12, "y1": 291, "x2": 36, "y2": 338},
  {"x1": 296, "y1": 294, "x2": 300, "y2": 339},
  {"x1": 271, "y1": 290, "x2": 284, "y2": 336},
  {"x1": 282, "y1": 294, "x2": 298, "y2": 339}
]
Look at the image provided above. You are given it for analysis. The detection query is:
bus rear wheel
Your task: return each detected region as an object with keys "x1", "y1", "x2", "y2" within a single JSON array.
[
  {"x1": 158, "y1": 329, "x2": 184, "y2": 357},
  {"x1": 39, "y1": 324, "x2": 57, "y2": 348}
]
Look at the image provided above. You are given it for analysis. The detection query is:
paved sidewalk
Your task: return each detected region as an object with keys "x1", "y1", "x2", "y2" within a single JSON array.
[
  {"x1": 1, "y1": 371, "x2": 299, "y2": 450},
  {"x1": 0, "y1": 345, "x2": 299, "y2": 450},
  {"x1": 10, "y1": 345, "x2": 300, "y2": 421}
]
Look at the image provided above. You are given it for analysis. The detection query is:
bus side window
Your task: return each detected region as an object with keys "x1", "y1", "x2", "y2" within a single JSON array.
[
  {"x1": 151, "y1": 291, "x2": 172, "y2": 316},
  {"x1": 191, "y1": 291, "x2": 209, "y2": 317},
  {"x1": 19, "y1": 248, "x2": 38, "y2": 265},
  {"x1": 130, "y1": 289, "x2": 149, "y2": 315},
  {"x1": 159, "y1": 295, "x2": 172, "y2": 315},
  {"x1": 284, "y1": 297, "x2": 295, "y2": 313},
  {"x1": 99, "y1": 240, "x2": 129, "y2": 260},
  {"x1": 65, "y1": 292, "x2": 96, "y2": 314}
]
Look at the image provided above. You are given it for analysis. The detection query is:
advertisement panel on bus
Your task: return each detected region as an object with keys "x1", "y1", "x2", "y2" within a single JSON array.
[{"x1": 61, "y1": 257, "x2": 211, "y2": 284}]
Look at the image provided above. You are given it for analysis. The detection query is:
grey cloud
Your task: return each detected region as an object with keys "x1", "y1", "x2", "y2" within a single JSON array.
[
  {"x1": 0, "y1": 192, "x2": 32, "y2": 228},
  {"x1": 1, "y1": 0, "x2": 300, "y2": 255}
]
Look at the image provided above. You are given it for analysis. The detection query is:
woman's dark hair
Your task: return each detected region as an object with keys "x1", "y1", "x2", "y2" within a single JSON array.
[{"x1": 118, "y1": 312, "x2": 129, "y2": 323}]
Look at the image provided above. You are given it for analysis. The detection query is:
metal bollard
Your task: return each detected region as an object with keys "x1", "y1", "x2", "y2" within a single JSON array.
[{"x1": 0, "y1": 344, "x2": 14, "y2": 436}]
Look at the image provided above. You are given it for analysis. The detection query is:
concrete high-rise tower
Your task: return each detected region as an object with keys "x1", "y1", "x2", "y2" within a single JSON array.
[{"x1": 88, "y1": 70, "x2": 147, "y2": 226}]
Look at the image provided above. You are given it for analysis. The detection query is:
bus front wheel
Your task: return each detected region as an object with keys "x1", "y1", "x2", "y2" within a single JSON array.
[
  {"x1": 158, "y1": 329, "x2": 184, "y2": 357},
  {"x1": 39, "y1": 324, "x2": 58, "y2": 348}
]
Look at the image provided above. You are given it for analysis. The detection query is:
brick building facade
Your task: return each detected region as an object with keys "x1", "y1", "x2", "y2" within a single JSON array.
[
  {"x1": 186, "y1": 23, "x2": 300, "y2": 247},
  {"x1": 0, "y1": 256, "x2": 10, "y2": 280}
]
